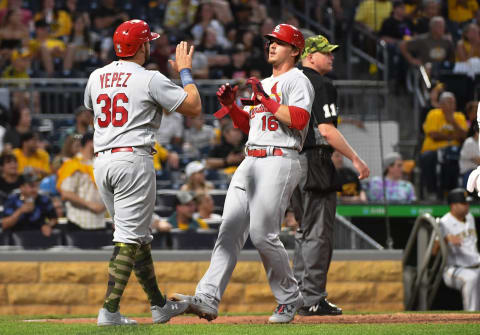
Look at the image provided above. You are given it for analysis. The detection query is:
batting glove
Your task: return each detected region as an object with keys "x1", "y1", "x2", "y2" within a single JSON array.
[
  {"x1": 467, "y1": 166, "x2": 480, "y2": 197},
  {"x1": 216, "y1": 83, "x2": 238, "y2": 106}
]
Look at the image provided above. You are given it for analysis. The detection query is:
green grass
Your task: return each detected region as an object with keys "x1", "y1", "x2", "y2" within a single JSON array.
[{"x1": 1, "y1": 314, "x2": 480, "y2": 335}]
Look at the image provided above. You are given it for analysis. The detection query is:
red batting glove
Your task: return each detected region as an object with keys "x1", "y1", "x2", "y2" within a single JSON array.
[
  {"x1": 246, "y1": 77, "x2": 281, "y2": 114},
  {"x1": 246, "y1": 77, "x2": 269, "y2": 100},
  {"x1": 214, "y1": 83, "x2": 239, "y2": 119},
  {"x1": 216, "y1": 83, "x2": 238, "y2": 106}
]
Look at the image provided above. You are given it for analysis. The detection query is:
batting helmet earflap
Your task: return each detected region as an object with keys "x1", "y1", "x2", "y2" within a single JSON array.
[
  {"x1": 264, "y1": 24, "x2": 305, "y2": 52},
  {"x1": 113, "y1": 19, "x2": 160, "y2": 57}
]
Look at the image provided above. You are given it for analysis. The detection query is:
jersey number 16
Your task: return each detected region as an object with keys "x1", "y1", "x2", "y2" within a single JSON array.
[{"x1": 96, "y1": 93, "x2": 129, "y2": 127}]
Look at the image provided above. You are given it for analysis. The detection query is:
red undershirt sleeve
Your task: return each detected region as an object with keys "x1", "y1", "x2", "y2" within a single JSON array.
[
  {"x1": 229, "y1": 104, "x2": 250, "y2": 134},
  {"x1": 288, "y1": 106, "x2": 310, "y2": 130}
]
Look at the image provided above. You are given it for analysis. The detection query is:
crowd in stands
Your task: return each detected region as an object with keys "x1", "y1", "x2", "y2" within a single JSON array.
[{"x1": 1, "y1": 0, "x2": 480, "y2": 248}]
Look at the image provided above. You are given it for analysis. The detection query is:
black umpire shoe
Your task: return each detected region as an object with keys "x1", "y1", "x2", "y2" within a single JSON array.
[{"x1": 297, "y1": 299, "x2": 342, "y2": 316}]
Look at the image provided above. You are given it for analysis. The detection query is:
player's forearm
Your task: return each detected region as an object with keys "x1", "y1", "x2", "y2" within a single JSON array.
[
  {"x1": 177, "y1": 84, "x2": 202, "y2": 117},
  {"x1": 319, "y1": 124, "x2": 359, "y2": 162},
  {"x1": 272, "y1": 105, "x2": 292, "y2": 126}
]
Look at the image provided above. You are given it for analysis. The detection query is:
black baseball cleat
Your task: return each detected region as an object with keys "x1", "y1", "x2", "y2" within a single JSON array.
[{"x1": 297, "y1": 299, "x2": 342, "y2": 316}]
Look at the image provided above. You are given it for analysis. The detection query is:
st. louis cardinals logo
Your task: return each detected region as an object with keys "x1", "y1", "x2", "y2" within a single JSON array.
[{"x1": 249, "y1": 81, "x2": 282, "y2": 119}]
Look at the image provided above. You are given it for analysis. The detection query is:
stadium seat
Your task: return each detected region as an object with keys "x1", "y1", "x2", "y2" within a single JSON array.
[
  {"x1": 155, "y1": 190, "x2": 178, "y2": 217},
  {"x1": 150, "y1": 232, "x2": 172, "y2": 250},
  {"x1": 11, "y1": 230, "x2": 63, "y2": 250},
  {"x1": 170, "y1": 229, "x2": 218, "y2": 250},
  {"x1": 0, "y1": 230, "x2": 11, "y2": 246},
  {"x1": 209, "y1": 190, "x2": 227, "y2": 215},
  {"x1": 64, "y1": 229, "x2": 113, "y2": 249}
]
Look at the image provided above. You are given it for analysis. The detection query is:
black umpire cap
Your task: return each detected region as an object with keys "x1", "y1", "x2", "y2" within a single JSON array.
[{"x1": 447, "y1": 188, "x2": 473, "y2": 204}]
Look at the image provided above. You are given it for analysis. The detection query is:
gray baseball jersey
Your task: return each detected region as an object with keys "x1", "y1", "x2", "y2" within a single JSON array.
[
  {"x1": 245, "y1": 67, "x2": 314, "y2": 151},
  {"x1": 84, "y1": 60, "x2": 187, "y2": 153}
]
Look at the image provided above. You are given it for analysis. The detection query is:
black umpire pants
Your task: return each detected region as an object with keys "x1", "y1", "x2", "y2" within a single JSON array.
[{"x1": 291, "y1": 151, "x2": 336, "y2": 307}]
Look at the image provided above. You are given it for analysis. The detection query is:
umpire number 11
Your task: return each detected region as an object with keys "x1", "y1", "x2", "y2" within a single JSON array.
[{"x1": 323, "y1": 103, "x2": 337, "y2": 118}]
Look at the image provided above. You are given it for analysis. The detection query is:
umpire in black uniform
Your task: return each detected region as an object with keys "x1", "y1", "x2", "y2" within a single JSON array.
[{"x1": 291, "y1": 35, "x2": 370, "y2": 316}]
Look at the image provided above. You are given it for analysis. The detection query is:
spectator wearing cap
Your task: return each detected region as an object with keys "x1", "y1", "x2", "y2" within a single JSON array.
[
  {"x1": 1, "y1": 172, "x2": 57, "y2": 236},
  {"x1": 181, "y1": 161, "x2": 214, "y2": 194},
  {"x1": 193, "y1": 192, "x2": 222, "y2": 226},
  {"x1": 0, "y1": 153, "x2": 21, "y2": 203},
  {"x1": 366, "y1": 152, "x2": 416, "y2": 203},
  {"x1": 57, "y1": 132, "x2": 106, "y2": 231},
  {"x1": 12, "y1": 132, "x2": 51, "y2": 178},
  {"x1": 206, "y1": 121, "x2": 245, "y2": 175},
  {"x1": 163, "y1": 191, "x2": 209, "y2": 231},
  {"x1": 432, "y1": 188, "x2": 480, "y2": 311},
  {"x1": 3, "y1": 106, "x2": 32, "y2": 150},
  {"x1": 460, "y1": 121, "x2": 480, "y2": 188},
  {"x1": 420, "y1": 91, "x2": 468, "y2": 199}
]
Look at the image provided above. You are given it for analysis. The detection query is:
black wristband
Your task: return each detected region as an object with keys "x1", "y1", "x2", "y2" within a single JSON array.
[{"x1": 223, "y1": 157, "x2": 228, "y2": 167}]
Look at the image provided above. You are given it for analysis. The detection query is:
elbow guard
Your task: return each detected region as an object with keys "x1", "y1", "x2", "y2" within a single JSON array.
[{"x1": 289, "y1": 106, "x2": 310, "y2": 130}]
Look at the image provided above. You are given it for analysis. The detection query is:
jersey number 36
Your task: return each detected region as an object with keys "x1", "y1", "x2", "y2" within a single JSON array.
[{"x1": 96, "y1": 93, "x2": 129, "y2": 127}]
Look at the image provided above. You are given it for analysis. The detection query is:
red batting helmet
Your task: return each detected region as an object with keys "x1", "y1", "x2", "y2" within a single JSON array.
[
  {"x1": 264, "y1": 24, "x2": 305, "y2": 52},
  {"x1": 113, "y1": 20, "x2": 160, "y2": 57}
]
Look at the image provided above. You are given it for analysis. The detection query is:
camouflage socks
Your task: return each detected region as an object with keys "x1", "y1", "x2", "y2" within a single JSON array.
[
  {"x1": 134, "y1": 243, "x2": 166, "y2": 307},
  {"x1": 103, "y1": 243, "x2": 138, "y2": 313}
]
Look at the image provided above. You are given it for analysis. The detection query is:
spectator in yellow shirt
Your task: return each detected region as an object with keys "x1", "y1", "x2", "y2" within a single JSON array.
[
  {"x1": 28, "y1": 20, "x2": 66, "y2": 76},
  {"x1": 33, "y1": 0, "x2": 72, "y2": 39},
  {"x1": 354, "y1": 0, "x2": 393, "y2": 32},
  {"x1": 12, "y1": 132, "x2": 51, "y2": 178},
  {"x1": 448, "y1": 0, "x2": 478, "y2": 25},
  {"x1": 420, "y1": 92, "x2": 468, "y2": 199}
]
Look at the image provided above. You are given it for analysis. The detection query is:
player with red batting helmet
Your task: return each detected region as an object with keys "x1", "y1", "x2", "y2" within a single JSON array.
[
  {"x1": 85, "y1": 19, "x2": 201, "y2": 326},
  {"x1": 176, "y1": 24, "x2": 315, "y2": 324}
]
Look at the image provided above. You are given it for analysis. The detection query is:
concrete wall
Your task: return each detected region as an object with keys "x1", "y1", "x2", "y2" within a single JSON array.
[{"x1": 0, "y1": 259, "x2": 403, "y2": 315}]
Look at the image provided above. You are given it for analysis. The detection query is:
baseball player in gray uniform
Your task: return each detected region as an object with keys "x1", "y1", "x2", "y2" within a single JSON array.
[
  {"x1": 84, "y1": 20, "x2": 201, "y2": 326},
  {"x1": 175, "y1": 24, "x2": 314, "y2": 324},
  {"x1": 291, "y1": 35, "x2": 370, "y2": 316},
  {"x1": 433, "y1": 188, "x2": 480, "y2": 311}
]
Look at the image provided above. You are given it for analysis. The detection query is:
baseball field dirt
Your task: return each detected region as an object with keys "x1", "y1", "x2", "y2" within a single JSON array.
[{"x1": 25, "y1": 313, "x2": 480, "y2": 324}]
